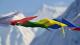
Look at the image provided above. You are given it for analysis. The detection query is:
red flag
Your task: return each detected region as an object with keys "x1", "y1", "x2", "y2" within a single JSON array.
[
  {"x1": 10, "y1": 16, "x2": 37, "y2": 25},
  {"x1": 71, "y1": 28, "x2": 80, "y2": 31}
]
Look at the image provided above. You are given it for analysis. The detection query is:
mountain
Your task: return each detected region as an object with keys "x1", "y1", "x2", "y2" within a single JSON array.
[
  {"x1": 60, "y1": 0, "x2": 80, "y2": 22},
  {"x1": 0, "y1": 11, "x2": 19, "y2": 26},
  {"x1": 31, "y1": 4, "x2": 67, "y2": 21}
]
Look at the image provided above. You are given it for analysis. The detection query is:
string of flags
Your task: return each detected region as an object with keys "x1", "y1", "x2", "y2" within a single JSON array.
[{"x1": 0, "y1": 11, "x2": 80, "y2": 37}]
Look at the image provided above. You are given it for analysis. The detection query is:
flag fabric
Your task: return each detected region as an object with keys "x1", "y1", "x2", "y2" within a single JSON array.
[
  {"x1": 16, "y1": 16, "x2": 37, "y2": 24},
  {"x1": 53, "y1": 18, "x2": 77, "y2": 27},
  {"x1": 15, "y1": 21, "x2": 48, "y2": 29},
  {"x1": 71, "y1": 28, "x2": 80, "y2": 31},
  {"x1": 48, "y1": 24, "x2": 61, "y2": 29},
  {"x1": 10, "y1": 16, "x2": 37, "y2": 25},
  {"x1": 37, "y1": 18, "x2": 67, "y2": 28},
  {"x1": 77, "y1": 24, "x2": 80, "y2": 26},
  {"x1": 16, "y1": 21, "x2": 42, "y2": 27},
  {"x1": 11, "y1": 18, "x2": 67, "y2": 29}
]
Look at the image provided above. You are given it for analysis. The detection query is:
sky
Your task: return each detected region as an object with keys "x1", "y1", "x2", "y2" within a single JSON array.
[{"x1": 0, "y1": 0, "x2": 75, "y2": 15}]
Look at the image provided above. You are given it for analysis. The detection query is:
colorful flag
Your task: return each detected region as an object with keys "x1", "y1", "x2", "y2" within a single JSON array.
[
  {"x1": 53, "y1": 18, "x2": 77, "y2": 27},
  {"x1": 71, "y1": 28, "x2": 80, "y2": 31},
  {"x1": 37, "y1": 18, "x2": 67, "y2": 27},
  {"x1": 10, "y1": 16, "x2": 37, "y2": 25}
]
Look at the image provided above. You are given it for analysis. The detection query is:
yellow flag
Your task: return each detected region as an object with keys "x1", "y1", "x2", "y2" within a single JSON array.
[{"x1": 37, "y1": 18, "x2": 67, "y2": 27}]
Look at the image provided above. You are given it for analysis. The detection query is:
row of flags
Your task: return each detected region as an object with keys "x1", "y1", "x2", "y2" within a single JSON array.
[
  {"x1": 0, "y1": 11, "x2": 80, "y2": 38},
  {"x1": 0, "y1": 11, "x2": 80, "y2": 32}
]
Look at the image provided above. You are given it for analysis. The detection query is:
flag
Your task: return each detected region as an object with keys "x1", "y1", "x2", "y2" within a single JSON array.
[
  {"x1": 10, "y1": 16, "x2": 37, "y2": 25},
  {"x1": 53, "y1": 18, "x2": 77, "y2": 27},
  {"x1": 37, "y1": 18, "x2": 67, "y2": 27},
  {"x1": 71, "y1": 28, "x2": 80, "y2": 31}
]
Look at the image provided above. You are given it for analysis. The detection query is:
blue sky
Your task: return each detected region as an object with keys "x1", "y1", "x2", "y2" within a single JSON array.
[{"x1": 0, "y1": 0, "x2": 74, "y2": 15}]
